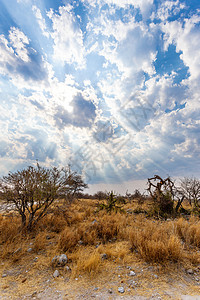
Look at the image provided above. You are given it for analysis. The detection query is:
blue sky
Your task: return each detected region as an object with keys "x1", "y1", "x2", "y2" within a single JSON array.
[{"x1": 0, "y1": 0, "x2": 200, "y2": 193}]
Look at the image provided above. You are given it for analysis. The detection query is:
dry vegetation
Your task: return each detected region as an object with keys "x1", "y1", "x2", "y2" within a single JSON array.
[{"x1": 0, "y1": 197, "x2": 200, "y2": 277}]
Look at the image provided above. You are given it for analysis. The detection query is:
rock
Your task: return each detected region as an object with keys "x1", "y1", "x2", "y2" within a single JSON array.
[
  {"x1": 154, "y1": 274, "x2": 158, "y2": 279},
  {"x1": 118, "y1": 287, "x2": 125, "y2": 293},
  {"x1": 52, "y1": 254, "x2": 68, "y2": 267},
  {"x1": 27, "y1": 247, "x2": 33, "y2": 253},
  {"x1": 78, "y1": 240, "x2": 84, "y2": 245},
  {"x1": 187, "y1": 269, "x2": 194, "y2": 275},
  {"x1": 33, "y1": 257, "x2": 38, "y2": 262},
  {"x1": 2, "y1": 274, "x2": 7, "y2": 278},
  {"x1": 129, "y1": 271, "x2": 136, "y2": 276},
  {"x1": 108, "y1": 289, "x2": 113, "y2": 294},
  {"x1": 94, "y1": 287, "x2": 98, "y2": 291},
  {"x1": 101, "y1": 253, "x2": 108, "y2": 260},
  {"x1": 65, "y1": 266, "x2": 71, "y2": 272},
  {"x1": 53, "y1": 270, "x2": 59, "y2": 278}
]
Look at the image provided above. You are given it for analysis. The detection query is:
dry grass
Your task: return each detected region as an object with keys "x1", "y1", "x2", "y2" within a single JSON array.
[
  {"x1": 58, "y1": 226, "x2": 80, "y2": 252},
  {"x1": 73, "y1": 248, "x2": 101, "y2": 276},
  {"x1": 129, "y1": 220, "x2": 184, "y2": 263},
  {"x1": 0, "y1": 198, "x2": 200, "y2": 279},
  {"x1": 33, "y1": 231, "x2": 47, "y2": 252},
  {"x1": 175, "y1": 217, "x2": 200, "y2": 248},
  {"x1": 0, "y1": 215, "x2": 21, "y2": 244}
]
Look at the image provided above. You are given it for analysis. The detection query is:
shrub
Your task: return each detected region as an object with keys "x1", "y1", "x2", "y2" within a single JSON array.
[
  {"x1": 0, "y1": 164, "x2": 87, "y2": 231},
  {"x1": 97, "y1": 191, "x2": 124, "y2": 213}
]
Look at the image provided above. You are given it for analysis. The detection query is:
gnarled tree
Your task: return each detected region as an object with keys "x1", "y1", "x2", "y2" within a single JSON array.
[{"x1": 147, "y1": 175, "x2": 175, "y2": 216}]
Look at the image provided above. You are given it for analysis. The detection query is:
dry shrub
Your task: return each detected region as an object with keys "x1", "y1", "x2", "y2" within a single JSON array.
[
  {"x1": 175, "y1": 217, "x2": 200, "y2": 248},
  {"x1": 75, "y1": 213, "x2": 128, "y2": 246},
  {"x1": 57, "y1": 226, "x2": 80, "y2": 252},
  {"x1": 40, "y1": 214, "x2": 68, "y2": 233},
  {"x1": 68, "y1": 211, "x2": 85, "y2": 225},
  {"x1": 77, "y1": 223, "x2": 98, "y2": 245},
  {"x1": 96, "y1": 213, "x2": 127, "y2": 243},
  {"x1": 129, "y1": 220, "x2": 184, "y2": 263}
]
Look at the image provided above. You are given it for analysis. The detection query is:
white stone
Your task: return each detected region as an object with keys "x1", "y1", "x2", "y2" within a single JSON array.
[
  {"x1": 53, "y1": 270, "x2": 59, "y2": 278},
  {"x1": 118, "y1": 287, "x2": 125, "y2": 293},
  {"x1": 129, "y1": 271, "x2": 136, "y2": 276}
]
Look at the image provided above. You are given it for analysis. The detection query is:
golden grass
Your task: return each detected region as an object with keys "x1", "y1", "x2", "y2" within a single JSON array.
[
  {"x1": 57, "y1": 226, "x2": 80, "y2": 252},
  {"x1": 175, "y1": 217, "x2": 200, "y2": 248},
  {"x1": 33, "y1": 231, "x2": 47, "y2": 252},
  {"x1": 0, "y1": 215, "x2": 21, "y2": 244},
  {"x1": 75, "y1": 249, "x2": 101, "y2": 275},
  {"x1": 129, "y1": 220, "x2": 184, "y2": 263},
  {"x1": 0, "y1": 198, "x2": 200, "y2": 277}
]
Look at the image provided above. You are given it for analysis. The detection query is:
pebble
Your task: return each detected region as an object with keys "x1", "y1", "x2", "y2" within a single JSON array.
[
  {"x1": 101, "y1": 253, "x2": 108, "y2": 260},
  {"x1": 108, "y1": 289, "x2": 113, "y2": 294},
  {"x1": 53, "y1": 270, "x2": 59, "y2": 278},
  {"x1": 65, "y1": 266, "x2": 71, "y2": 272},
  {"x1": 2, "y1": 274, "x2": 7, "y2": 278},
  {"x1": 27, "y1": 248, "x2": 33, "y2": 253},
  {"x1": 129, "y1": 271, "x2": 136, "y2": 276},
  {"x1": 118, "y1": 287, "x2": 125, "y2": 293},
  {"x1": 187, "y1": 269, "x2": 194, "y2": 275}
]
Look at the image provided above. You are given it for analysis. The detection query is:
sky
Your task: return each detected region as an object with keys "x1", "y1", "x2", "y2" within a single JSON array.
[{"x1": 0, "y1": 0, "x2": 200, "y2": 194}]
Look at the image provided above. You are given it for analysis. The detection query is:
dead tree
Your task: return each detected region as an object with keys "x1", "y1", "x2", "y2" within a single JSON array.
[{"x1": 147, "y1": 175, "x2": 175, "y2": 216}]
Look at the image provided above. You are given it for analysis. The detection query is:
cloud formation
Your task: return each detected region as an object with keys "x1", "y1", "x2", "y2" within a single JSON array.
[{"x1": 0, "y1": 0, "x2": 199, "y2": 189}]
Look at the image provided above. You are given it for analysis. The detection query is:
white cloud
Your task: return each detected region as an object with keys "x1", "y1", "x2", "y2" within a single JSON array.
[
  {"x1": 32, "y1": 5, "x2": 50, "y2": 38},
  {"x1": 9, "y1": 27, "x2": 30, "y2": 62},
  {"x1": 84, "y1": 0, "x2": 154, "y2": 19},
  {"x1": 47, "y1": 6, "x2": 85, "y2": 68},
  {"x1": 162, "y1": 15, "x2": 200, "y2": 80},
  {"x1": 153, "y1": 0, "x2": 185, "y2": 22}
]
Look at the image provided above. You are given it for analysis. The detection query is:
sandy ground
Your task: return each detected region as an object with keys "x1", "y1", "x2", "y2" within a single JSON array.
[{"x1": 1, "y1": 255, "x2": 200, "y2": 300}]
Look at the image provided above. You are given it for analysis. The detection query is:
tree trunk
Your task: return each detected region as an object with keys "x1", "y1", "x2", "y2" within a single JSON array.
[
  {"x1": 175, "y1": 196, "x2": 184, "y2": 213},
  {"x1": 21, "y1": 213, "x2": 26, "y2": 228},
  {"x1": 27, "y1": 213, "x2": 34, "y2": 231}
]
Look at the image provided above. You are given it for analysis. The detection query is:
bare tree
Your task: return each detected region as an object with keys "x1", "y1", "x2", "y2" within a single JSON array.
[
  {"x1": 0, "y1": 164, "x2": 88, "y2": 230},
  {"x1": 147, "y1": 175, "x2": 175, "y2": 216},
  {"x1": 179, "y1": 177, "x2": 200, "y2": 208},
  {"x1": 94, "y1": 191, "x2": 107, "y2": 201}
]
